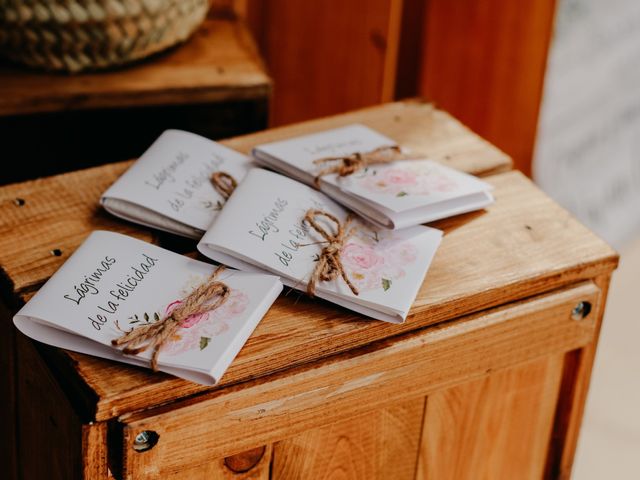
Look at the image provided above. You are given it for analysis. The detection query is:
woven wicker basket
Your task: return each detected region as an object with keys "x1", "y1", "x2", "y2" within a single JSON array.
[{"x1": 0, "y1": 0, "x2": 209, "y2": 73}]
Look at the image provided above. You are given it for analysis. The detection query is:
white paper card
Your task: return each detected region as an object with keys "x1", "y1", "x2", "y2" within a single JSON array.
[
  {"x1": 14, "y1": 231, "x2": 282, "y2": 385},
  {"x1": 253, "y1": 124, "x2": 493, "y2": 229},
  {"x1": 101, "y1": 130, "x2": 252, "y2": 238},
  {"x1": 198, "y1": 169, "x2": 442, "y2": 323}
]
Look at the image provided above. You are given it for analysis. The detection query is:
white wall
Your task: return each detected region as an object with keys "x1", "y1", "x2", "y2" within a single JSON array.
[{"x1": 534, "y1": 0, "x2": 640, "y2": 248}]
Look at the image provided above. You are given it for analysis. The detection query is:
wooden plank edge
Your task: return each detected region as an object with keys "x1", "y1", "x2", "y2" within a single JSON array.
[{"x1": 87, "y1": 273, "x2": 616, "y2": 422}]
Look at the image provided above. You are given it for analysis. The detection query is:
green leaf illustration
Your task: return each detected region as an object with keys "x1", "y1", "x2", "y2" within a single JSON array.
[
  {"x1": 396, "y1": 191, "x2": 408, "y2": 197},
  {"x1": 154, "y1": 312, "x2": 160, "y2": 321},
  {"x1": 199, "y1": 337, "x2": 211, "y2": 350},
  {"x1": 143, "y1": 312, "x2": 149, "y2": 321},
  {"x1": 382, "y1": 278, "x2": 392, "y2": 291}
]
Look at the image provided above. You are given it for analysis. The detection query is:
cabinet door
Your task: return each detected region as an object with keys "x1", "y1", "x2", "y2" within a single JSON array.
[{"x1": 119, "y1": 282, "x2": 601, "y2": 479}]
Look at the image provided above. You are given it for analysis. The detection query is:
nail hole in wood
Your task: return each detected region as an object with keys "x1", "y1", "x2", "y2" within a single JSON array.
[
  {"x1": 50, "y1": 249, "x2": 62, "y2": 257},
  {"x1": 14, "y1": 198, "x2": 25, "y2": 206},
  {"x1": 224, "y1": 446, "x2": 266, "y2": 473}
]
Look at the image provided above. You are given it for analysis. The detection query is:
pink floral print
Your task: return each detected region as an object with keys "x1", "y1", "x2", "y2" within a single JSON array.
[
  {"x1": 339, "y1": 228, "x2": 418, "y2": 293},
  {"x1": 356, "y1": 164, "x2": 457, "y2": 197},
  {"x1": 161, "y1": 288, "x2": 250, "y2": 355}
]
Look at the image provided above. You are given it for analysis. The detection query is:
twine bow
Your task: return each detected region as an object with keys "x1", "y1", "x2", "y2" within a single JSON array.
[
  {"x1": 112, "y1": 266, "x2": 230, "y2": 371},
  {"x1": 304, "y1": 209, "x2": 359, "y2": 297},
  {"x1": 313, "y1": 145, "x2": 409, "y2": 186},
  {"x1": 211, "y1": 171, "x2": 238, "y2": 200}
]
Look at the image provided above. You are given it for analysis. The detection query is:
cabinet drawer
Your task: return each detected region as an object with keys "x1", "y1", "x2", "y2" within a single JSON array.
[{"x1": 119, "y1": 281, "x2": 601, "y2": 479}]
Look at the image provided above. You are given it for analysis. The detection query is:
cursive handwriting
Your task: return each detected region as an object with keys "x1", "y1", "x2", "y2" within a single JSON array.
[
  {"x1": 63, "y1": 256, "x2": 117, "y2": 305},
  {"x1": 145, "y1": 152, "x2": 188, "y2": 190},
  {"x1": 248, "y1": 197, "x2": 288, "y2": 240}
]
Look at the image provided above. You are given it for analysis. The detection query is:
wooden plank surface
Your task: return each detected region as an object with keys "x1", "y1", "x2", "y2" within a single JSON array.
[
  {"x1": 272, "y1": 398, "x2": 425, "y2": 480},
  {"x1": 118, "y1": 282, "x2": 601, "y2": 475},
  {"x1": 0, "y1": 18, "x2": 271, "y2": 116},
  {"x1": 0, "y1": 101, "x2": 616, "y2": 422},
  {"x1": 418, "y1": 0, "x2": 557, "y2": 176},
  {"x1": 246, "y1": 0, "x2": 403, "y2": 125},
  {"x1": 0, "y1": 100, "x2": 508, "y2": 296},
  {"x1": 0, "y1": 162, "x2": 155, "y2": 295},
  {"x1": 416, "y1": 354, "x2": 564, "y2": 480},
  {"x1": 224, "y1": 100, "x2": 512, "y2": 176},
  {"x1": 19, "y1": 168, "x2": 617, "y2": 421},
  {"x1": 156, "y1": 445, "x2": 272, "y2": 480}
]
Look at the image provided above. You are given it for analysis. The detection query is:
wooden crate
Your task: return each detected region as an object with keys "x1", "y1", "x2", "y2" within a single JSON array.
[
  {"x1": 0, "y1": 17, "x2": 271, "y2": 185},
  {"x1": 0, "y1": 100, "x2": 617, "y2": 479}
]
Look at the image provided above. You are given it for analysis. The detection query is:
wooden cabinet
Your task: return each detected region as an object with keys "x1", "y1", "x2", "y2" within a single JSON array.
[
  {"x1": 0, "y1": 100, "x2": 617, "y2": 479},
  {"x1": 0, "y1": 16, "x2": 271, "y2": 185}
]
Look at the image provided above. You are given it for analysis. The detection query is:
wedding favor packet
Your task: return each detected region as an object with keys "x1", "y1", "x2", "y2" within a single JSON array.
[
  {"x1": 102, "y1": 130, "x2": 252, "y2": 238},
  {"x1": 14, "y1": 231, "x2": 282, "y2": 385},
  {"x1": 198, "y1": 168, "x2": 443, "y2": 323},
  {"x1": 252, "y1": 124, "x2": 494, "y2": 229}
]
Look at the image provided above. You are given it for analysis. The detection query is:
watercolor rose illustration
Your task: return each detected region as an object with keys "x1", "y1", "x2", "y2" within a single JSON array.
[
  {"x1": 121, "y1": 287, "x2": 250, "y2": 356},
  {"x1": 339, "y1": 228, "x2": 418, "y2": 293},
  {"x1": 161, "y1": 288, "x2": 250, "y2": 355},
  {"x1": 356, "y1": 164, "x2": 457, "y2": 197}
]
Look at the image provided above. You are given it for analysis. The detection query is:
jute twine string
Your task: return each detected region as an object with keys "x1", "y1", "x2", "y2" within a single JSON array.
[
  {"x1": 211, "y1": 171, "x2": 238, "y2": 200},
  {"x1": 304, "y1": 209, "x2": 359, "y2": 297},
  {"x1": 112, "y1": 266, "x2": 230, "y2": 371},
  {"x1": 313, "y1": 145, "x2": 410, "y2": 186}
]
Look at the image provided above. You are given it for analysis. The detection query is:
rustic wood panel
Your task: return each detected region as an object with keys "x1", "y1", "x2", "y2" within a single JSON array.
[
  {"x1": 0, "y1": 18, "x2": 270, "y2": 116},
  {"x1": 545, "y1": 273, "x2": 613, "y2": 479},
  {"x1": 16, "y1": 333, "x2": 84, "y2": 480},
  {"x1": 418, "y1": 0, "x2": 557, "y2": 176},
  {"x1": 0, "y1": 100, "x2": 508, "y2": 297},
  {"x1": 157, "y1": 445, "x2": 272, "y2": 480},
  {"x1": 223, "y1": 100, "x2": 512, "y2": 176},
  {"x1": 118, "y1": 282, "x2": 600, "y2": 475},
  {"x1": 0, "y1": 101, "x2": 616, "y2": 423},
  {"x1": 272, "y1": 398, "x2": 425, "y2": 480},
  {"x1": 9, "y1": 169, "x2": 617, "y2": 422},
  {"x1": 0, "y1": 302, "x2": 17, "y2": 480},
  {"x1": 0, "y1": 162, "x2": 156, "y2": 295},
  {"x1": 252, "y1": 0, "x2": 404, "y2": 125},
  {"x1": 416, "y1": 354, "x2": 564, "y2": 480},
  {"x1": 82, "y1": 422, "x2": 110, "y2": 479}
]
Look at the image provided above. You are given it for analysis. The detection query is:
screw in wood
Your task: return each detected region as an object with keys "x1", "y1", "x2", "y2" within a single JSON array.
[
  {"x1": 133, "y1": 430, "x2": 159, "y2": 452},
  {"x1": 571, "y1": 301, "x2": 592, "y2": 321}
]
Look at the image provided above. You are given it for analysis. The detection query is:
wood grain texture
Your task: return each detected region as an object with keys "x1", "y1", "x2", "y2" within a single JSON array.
[
  {"x1": 0, "y1": 162, "x2": 155, "y2": 295},
  {"x1": 9, "y1": 170, "x2": 617, "y2": 422},
  {"x1": 82, "y1": 422, "x2": 109, "y2": 479},
  {"x1": 416, "y1": 354, "x2": 564, "y2": 480},
  {"x1": 0, "y1": 302, "x2": 17, "y2": 480},
  {"x1": 149, "y1": 445, "x2": 272, "y2": 480},
  {"x1": 118, "y1": 282, "x2": 600, "y2": 475},
  {"x1": 545, "y1": 273, "x2": 613, "y2": 479},
  {"x1": 0, "y1": 100, "x2": 507, "y2": 297},
  {"x1": 272, "y1": 398, "x2": 425, "y2": 480},
  {"x1": 224, "y1": 100, "x2": 512, "y2": 176},
  {"x1": 418, "y1": 0, "x2": 557, "y2": 176},
  {"x1": 0, "y1": 101, "x2": 616, "y2": 423},
  {"x1": 16, "y1": 333, "x2": 84, "y2": 480},
  {"x1": 252, "y1": 0, "x2": 403, "y2": 125},
  {"x1": 0, "y1": 18, "x2": 271, "y2": 116}
]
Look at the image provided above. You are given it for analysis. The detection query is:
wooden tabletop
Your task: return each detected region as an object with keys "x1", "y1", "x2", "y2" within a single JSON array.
[
  {"x1": 0, "y1": 18, "x2": 271, "y2": 117},
  {"x1": 0, "y1": 100, "x2": 617, "y2": 421}
]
